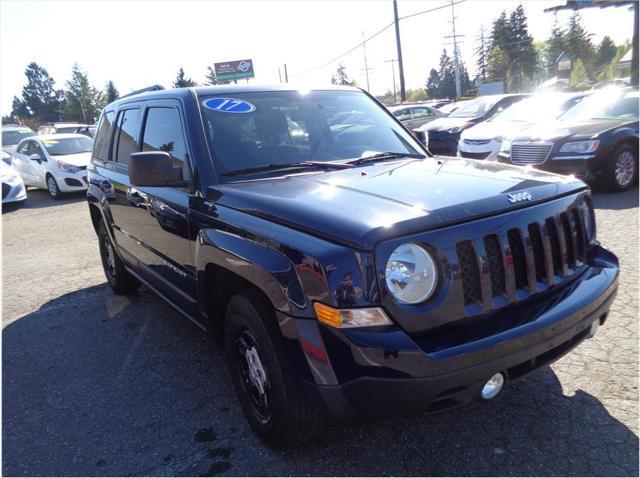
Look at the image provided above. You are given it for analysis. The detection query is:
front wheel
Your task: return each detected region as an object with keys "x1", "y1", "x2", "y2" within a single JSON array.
[
  {"x1": 604, "y1": 144, "x2": 638, "y2": 192},
  {"x1": 224, "y1": 290, "x2": 321, "y2": 448},
  {"x1": 46, "y1": 174, "x2": 61, "y2": 199},
  {"x1": 98, "y1": 223, "x2": 140, "y2": 294}
]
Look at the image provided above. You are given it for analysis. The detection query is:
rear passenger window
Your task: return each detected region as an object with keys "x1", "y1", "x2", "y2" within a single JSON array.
[
  {"x1": 113, "y1": 109, "x2": 140, "y2": 166},
  {"x1": 142, "y1": 107, "x2": 190, "y2": 177},
  {"x1": 94, "y1": 111, "x2": 115, "y2": 161},
  {"x1": 17, "y1": 142, "x2": 29, "y2": 154}
]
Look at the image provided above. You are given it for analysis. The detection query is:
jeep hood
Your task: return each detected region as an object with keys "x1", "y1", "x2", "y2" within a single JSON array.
[{"x1": 214, "y1": 158, "x2": 587, "y2": 249}]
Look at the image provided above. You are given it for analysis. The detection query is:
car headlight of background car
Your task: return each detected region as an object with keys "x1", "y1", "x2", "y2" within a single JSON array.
[
  {"x1": 1, "y1": 169, "x2": 20, "y2": 183},
  {"x1": 385, "y1": 243, "x2": 438, "y2": 304},
  {"x1": 559, "y1": 140, "x2": 600, "y2": 154},
  {"x1": 56, "y1": 160, "x2": 81, "y2": 174}
]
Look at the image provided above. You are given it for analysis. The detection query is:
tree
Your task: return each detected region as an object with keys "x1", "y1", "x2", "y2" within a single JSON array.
[
  {"x1": 62, "y1": 63, "x2": 103, "y2": 123},
  {"x1": 490, "y1": 11, "x2": 511, "y2": 52},
  {"x1": 475, "y1": 26, "x2": 489, "y2": 82},
  {"x1": 506, "y1": 4, "x2": 536, "y2": 91},
  {"x1": 104, "y1": 80, "x2": 119, "y2": 103},
  {"x1": 595, "y1": 36, "x2": 617, "y2": 69},
  {"x1": 486, "y1": 45, "x2": 508, "y2": 82},
  {"x1": 544, "y1": 14, "x2": 566, "y2": 76},
  {"x1": 10, "y1": 62, "x2": 63, "y2": 126},
  {"x1": 570, "y1": 58, "x2": 588, "y2": 86},
  {"x1": 204, "y1": 66, "x2": 231, "y2": 85},
  {"x1": 426, "y1": 68, "x2": 440, "y2": 98},
  {"x1": 173, "y1": 67, "x2": 197, "y2": 88},
  {"x1": 564, "y1": 12, "x2": 595, "y2": 73},
  {"x1": 331, "y1": 63, "x2": 355, "y2": 86},
  {"x1": 437, "y1": 49, "x2": 457, "y2": 99}
]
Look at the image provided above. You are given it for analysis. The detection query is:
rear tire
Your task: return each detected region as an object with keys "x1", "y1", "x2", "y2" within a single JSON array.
[
  {"x1": 98, "y1": 222, "x2": 140, "y2": 294},
  {"x1": 224, "y1": 290, "x2": 321, "y2": 448},
  {"x1": 603, "y1": 144, "x2": 638, "y2": 192}
]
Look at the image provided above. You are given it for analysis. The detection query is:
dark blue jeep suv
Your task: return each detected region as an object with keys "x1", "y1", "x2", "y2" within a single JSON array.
[{"x1": 87, "y1": 84, "x2": 619, "y2": 447}]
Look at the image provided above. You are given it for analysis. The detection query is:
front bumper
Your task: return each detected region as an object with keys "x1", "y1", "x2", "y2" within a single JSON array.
[
  {"x1": 57, "y1": 170, "x2": 88, "y2": 192},
  {"x1": 2, "y1": 179, "x2": 27, "y2": 204},
  {"x1": 458, "y1": 139, "x2": 501, "y2": 160},
  {"x1": 282, "y1": 245, "x2": 618, "y2": 421},
  {"x1": 423, "y1": 131, "x2": 461, "y2": 156}
]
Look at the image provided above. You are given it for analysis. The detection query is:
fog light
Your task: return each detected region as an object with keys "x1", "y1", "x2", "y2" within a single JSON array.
[
  {"x1": 481, "y1": 372, "x2": 505, "y2": 400},
  {"x1": 588, "y1": 320, "x2": 599, "y2": 338}
]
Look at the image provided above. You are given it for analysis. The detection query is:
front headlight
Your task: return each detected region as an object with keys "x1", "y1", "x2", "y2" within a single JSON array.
[
  {"x1": 56, "y1": 160, "x2": 81, "y2": 173},
  {"x1": 559, "y1": 140, "x2": 600, "y2": 154},
  {"x1": 385, "y1": 243, "x2": 438, "y2": 304}
]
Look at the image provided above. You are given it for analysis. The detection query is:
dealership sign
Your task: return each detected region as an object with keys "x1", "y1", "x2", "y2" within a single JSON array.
[{"x1": 214, "y1": 59, "x2": 255, "y2": 81}]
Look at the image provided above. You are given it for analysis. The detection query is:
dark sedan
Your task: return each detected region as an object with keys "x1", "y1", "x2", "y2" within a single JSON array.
[
  {"x1": 497, "y1": 88, "x2": 638, "y2": 191},
  {"x1": 413, "y1": 94, "x2": 529, "y2": 155}
]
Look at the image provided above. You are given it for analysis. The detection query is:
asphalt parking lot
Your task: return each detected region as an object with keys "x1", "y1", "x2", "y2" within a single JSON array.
[{"x1": 2, "y1": 187, "x2": 638, "y2": 477}]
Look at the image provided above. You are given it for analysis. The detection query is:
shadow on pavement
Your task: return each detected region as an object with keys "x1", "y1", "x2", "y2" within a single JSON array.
[
  {"x1": 3, "y1": 287, "x2": 639, "y2": 476},
  {"x1": 2, "y1": 189, "x2": 85, "y2": 214},
  {"x1": 591, "y1": 186, "x2": 638, "y2": 210}
]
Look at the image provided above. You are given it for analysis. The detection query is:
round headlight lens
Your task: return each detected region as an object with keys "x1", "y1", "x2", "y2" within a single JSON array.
[{"x1": 385, "y1": 243, "x2": 437, "y2": 304}]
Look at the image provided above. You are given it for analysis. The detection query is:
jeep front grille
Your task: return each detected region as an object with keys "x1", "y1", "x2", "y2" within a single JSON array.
[
  {"x1": 511, "y1": 142, "x2": 552, "y2": 165},
  {"x1": 456, "y1": 202, "x2": 590, "y2": 306}
]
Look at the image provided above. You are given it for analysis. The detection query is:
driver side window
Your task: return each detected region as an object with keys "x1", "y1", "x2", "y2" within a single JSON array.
[{"x1": 28, "y1": 142, "x2": 44, "y2": 157}]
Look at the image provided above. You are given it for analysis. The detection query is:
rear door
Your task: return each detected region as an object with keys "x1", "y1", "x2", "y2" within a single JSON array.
[
  {"x1": 102, "y1": 99, "x2": 197, "y2": 315},
  {"x1": 27, "y1": 140, "x2": 48, "y2": 188},
  {"x1": 11, "y1": 141, "x2": 33, "y2": 184}
]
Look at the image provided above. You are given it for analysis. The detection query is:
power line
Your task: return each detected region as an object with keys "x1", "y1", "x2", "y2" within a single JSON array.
[{"x1": 290, "y1": 0, "x2": 466, "y2": 79}]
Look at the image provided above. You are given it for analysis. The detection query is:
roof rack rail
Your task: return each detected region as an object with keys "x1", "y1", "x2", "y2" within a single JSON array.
[{"x1": 119, "y1": 84, "x2": 165, "y2": 100}]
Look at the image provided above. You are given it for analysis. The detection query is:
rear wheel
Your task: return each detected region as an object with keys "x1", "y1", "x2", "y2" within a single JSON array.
[
  {"x1": 98, "y1": 223, "x2": 140, "y2": 294},
  {"x1": 604, "y1": 144, "x2": 638, "y2": 191},
  {"x1": 46, "y1": 174, "x2": 61, "y2": 199},
  {"x1": 224, "y1": 290, "x2": 321, "y2": 448}
]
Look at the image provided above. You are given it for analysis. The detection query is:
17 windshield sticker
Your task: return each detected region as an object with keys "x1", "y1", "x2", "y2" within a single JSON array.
[{"x1": 202, "y1": 97, "x2": 255, "y2": 113}]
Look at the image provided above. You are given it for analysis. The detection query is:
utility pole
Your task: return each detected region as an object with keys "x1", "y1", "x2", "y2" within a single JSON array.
[
  {"x1": 392, "y1": 0, "x2": 406, "y2": 101},
  {"x1": 361, "y1": 31, "x2": 372, "y2": 91},
  {"x1": 284, "y1": 63, "x2": 288, "y2": 83},
  {"x1": 384, "y1": 59, "x2": 397, "y2": 102},
  {"x1": 278, "y1": 68, "x2": 282, "y2": 83},
  {"x1": 444, "y1": 0, "x2": 463, "y2": 99}
]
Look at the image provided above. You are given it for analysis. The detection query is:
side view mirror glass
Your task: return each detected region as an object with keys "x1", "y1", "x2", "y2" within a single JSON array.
[{"x1": 129, "y1": 151, "x2": 187, "y2": 188}]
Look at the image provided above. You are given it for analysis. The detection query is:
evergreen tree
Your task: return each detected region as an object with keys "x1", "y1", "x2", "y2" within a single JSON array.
[
  {"x1": 204, "y1": 66, "x2": 231, "y2": 85},
  {"x1": 10, "y1": 62, "x2": 63, "y2": 124},
  {"x1": 545, "y1": 14, "x2": 566, "y2": 76},
  {"x1": 595, "y1": 36, "x2": 617, "y2": 69},
  {"x1": 105, "y1": 80, "x2": 119, "y2": 103},
  {"x1": 426, "y1": 68, "x2": 440, "y2": 98},
  {"x1": 62, "y1": 63, "x2": 103, "y2": 123},
  {"x1": 331, "y1": 64, "x2": 355, "y2": 86},
  {"x1": 490, "y1": 11, "x2": 511, "y2": 53},
  {"x1": 564, "y1": 12, "x2": 595, "y2": 73},
  {"x1": 506, "y1": 4, "x2": 536, "y2": 91},
  {"x1": 173, "y1": 67, "x2": 197, "y2": 88},
  {"x1": 475, "y1": 26, "x2": 489, "y2": 82},
  {"x1": 570, "y1": 58, "x2": 588, "y2": 86}
]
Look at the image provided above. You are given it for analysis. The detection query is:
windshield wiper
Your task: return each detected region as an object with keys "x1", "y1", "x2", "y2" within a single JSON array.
[
  {"x1": 221, "y1": 161, "x2": 353, "y2": 177},
  {"x1": 346, "y1": 152, "x2": 426, "y2": 166}
]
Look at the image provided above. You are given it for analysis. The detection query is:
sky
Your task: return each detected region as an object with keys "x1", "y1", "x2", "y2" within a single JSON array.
[{"x1": 0, "y1": 0, "x2": 635, "y2": 114}]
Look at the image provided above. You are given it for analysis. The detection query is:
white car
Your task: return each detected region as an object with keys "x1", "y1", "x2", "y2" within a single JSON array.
[
  {"x1": 12, "y1": 134, "x2": 92, "y2": 198},
  {"x1": 1, "y1": 151, "x2": 27, "y2": 204},
  {"x1": 2, "y1": 125, "x2": 36, "y2": 155},
  {"x1": 458, "y1": 92, "x2": 589, "y2": 161}
]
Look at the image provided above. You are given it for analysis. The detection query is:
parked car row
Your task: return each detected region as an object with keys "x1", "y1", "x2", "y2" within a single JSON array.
[
  {"x1": 398, "y1": 86, "x2": 638, "y2": 192},
  {"x1": 2, "y1": 122, "x2": 97, "y2": 206}
]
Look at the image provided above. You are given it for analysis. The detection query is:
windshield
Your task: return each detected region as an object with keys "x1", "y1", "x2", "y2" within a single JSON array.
[
  {"x1": 199, "y1": 90, "x2": 424, "y2": 179},
  {"x1": 42, "y1": 137, "x2": 93, "y2": 155},
  {"x1": 492, "y1": 94, "x2": 579, "y2": 123},
  {"x1": 560, "y1": 89, "x2": 639, "y2": 121},
  {"x1": 449, "y1": 96, "x2": 502, "y2": 118},
  {"x1": 2, "y1": 128, "x2": 34, "y2": 146}
]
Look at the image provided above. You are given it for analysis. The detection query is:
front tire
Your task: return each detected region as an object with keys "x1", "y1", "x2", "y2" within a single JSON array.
[
  {"x1": 98, "y1": 223, "x2": 140, "y2": 294},
  {"x1": 46, "y1": 174, "x2": 61, "y2": 199},
  {"x1": 604, "y1": 144, "x2": 638, "y2": 192},
  {"x1": 224, "y1": 290, "x2": 321, "y2": 448}
]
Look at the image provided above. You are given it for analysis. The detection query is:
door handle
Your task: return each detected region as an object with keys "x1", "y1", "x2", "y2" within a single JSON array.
[{"x1": 126, "y1": 187, "x2": 149, "y2": 207}]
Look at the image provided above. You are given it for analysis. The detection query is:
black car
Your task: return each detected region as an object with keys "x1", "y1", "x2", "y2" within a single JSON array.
[
  {"x1": 498, "y1": 88, "x2": 639, "y2": 191},
  {"x1": 414, "y1": 94, "x2": 529, "y2": 155},
  {"x1": 87, "y1": 84, "x2": 618, "y2": 447}
]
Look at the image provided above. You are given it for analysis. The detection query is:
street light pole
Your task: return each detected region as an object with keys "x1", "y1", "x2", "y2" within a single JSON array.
[
  {"x1": 392, "y1": 0, "x2": 406, "y2": 101},
  {"x1": 384, "y1": 59, "x2": 397, "y2": 102}
]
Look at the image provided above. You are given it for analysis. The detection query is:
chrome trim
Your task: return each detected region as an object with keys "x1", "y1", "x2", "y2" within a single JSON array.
[
  {"x1": 551, "y1": 154, "x2": 596, "y2": 161},
  {"x1": 511, "y1": 141, "x2": 553, "y2": 165}
]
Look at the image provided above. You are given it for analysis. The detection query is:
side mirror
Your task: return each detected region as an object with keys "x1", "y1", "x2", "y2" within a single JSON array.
[
  {"x1": 129, "y1": 151, "x2": 187, "y2": 187},
  {"x1": 29, "y1": 153, "x2": 43, "y2": 162}
]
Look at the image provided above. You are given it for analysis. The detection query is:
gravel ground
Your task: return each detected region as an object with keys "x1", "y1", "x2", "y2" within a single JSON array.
[{"x1": 2, "y1": 188, "x2": 638, "y2": 476}]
